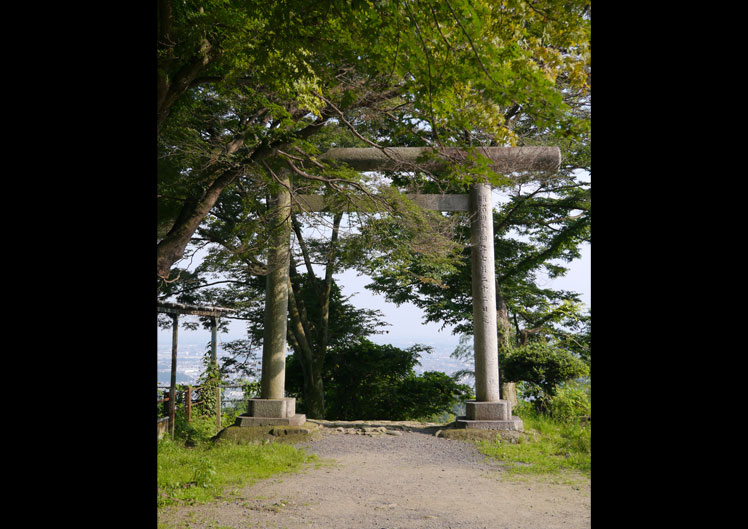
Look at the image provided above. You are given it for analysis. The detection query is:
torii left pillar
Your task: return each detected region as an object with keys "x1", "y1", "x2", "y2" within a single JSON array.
[{"x1": 235, "y1": 169, "x2": 306, "y2": 427}]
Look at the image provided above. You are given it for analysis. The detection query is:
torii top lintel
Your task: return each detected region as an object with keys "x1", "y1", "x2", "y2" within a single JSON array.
[
  {"x1": 318, "y1": 146, "x2": 561, "y2": 174},
  {"x1": 296, "y1": 146, "x2": 561, "y2": 213}
]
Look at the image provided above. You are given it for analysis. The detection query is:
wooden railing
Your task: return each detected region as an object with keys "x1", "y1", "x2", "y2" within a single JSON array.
[{"x1": 157, "y1": 384, "x2": 248, "y2": 439}]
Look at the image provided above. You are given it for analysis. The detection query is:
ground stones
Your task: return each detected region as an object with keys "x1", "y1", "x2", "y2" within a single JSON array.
[{"x1": 334, "y1": 426, "x2": 402, "y2": 436}]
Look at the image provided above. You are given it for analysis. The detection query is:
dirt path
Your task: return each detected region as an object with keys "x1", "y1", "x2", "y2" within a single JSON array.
[{"x1": 158, "y1": 425, "x2": 591, "y2": 529}]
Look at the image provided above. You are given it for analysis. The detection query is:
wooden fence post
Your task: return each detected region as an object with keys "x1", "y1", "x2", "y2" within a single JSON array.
[
  {"x1": 169, "y1": 313, "x2": 178, "y2": 439},
  {"x1": 186, "y1": 385, "x2": 192, "y2": 423},
  {"x1": 211, "y1": 316, "x2": 221, "y2": 429}
]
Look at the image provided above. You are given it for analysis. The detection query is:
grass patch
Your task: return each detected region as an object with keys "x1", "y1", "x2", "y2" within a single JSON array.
[
  {"x1": 157, "y1": 438, "x2": 316, "y2": 508},
  {"x1": 476, "y1": 411, "x2": 590, "y2": 479}
]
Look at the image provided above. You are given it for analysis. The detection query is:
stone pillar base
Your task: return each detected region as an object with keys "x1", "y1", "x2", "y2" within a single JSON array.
[
  {"x1": 235, "y1": 397, "x2": 306, "y2": 427},
  {"x1": 456, "y1": 399, "x2": 523, "y2": 431},
  {"x1": 234, "y1": 414, "x2": 307, "y2": 427},
  {"x1": 248, "y1": 397, "x2": 296, "y2": 418},
  {"x1": 465, "y1": 399, "x2": 512, "y2": 420},
  {"x1": 455, "y1": 416, "x2": 524, "y2": 431}
]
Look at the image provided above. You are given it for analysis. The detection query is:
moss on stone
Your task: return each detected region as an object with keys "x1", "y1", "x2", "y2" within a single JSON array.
[
  {"x1": 435, "y1": 427, "x2": 529, "y2": 443},
  {"x1": 212, "y1": 424, "x2": 321, "y2": 445}
]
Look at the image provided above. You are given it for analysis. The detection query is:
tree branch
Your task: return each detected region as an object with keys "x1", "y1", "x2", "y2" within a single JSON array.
[{"x1": 291, "y1": 214, "x2": 317, "y2": 280}]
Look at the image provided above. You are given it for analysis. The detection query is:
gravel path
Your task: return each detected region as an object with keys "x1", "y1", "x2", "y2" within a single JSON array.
[{"x1": 158, "y1": 426, "x2": 591, "y2": 529}]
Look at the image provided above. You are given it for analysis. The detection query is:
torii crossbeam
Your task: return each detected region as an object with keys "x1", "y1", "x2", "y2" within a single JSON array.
[{"x1": 235, "y1": 146, "x2": 560, "y2": 430}]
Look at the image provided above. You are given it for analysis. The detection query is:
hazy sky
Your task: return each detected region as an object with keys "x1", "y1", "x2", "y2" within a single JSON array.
[{"x1": 332, "y1": 240, "x2": 590, "y2": 347}]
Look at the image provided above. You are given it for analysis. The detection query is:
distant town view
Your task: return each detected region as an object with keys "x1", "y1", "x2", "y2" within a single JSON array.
[{"x1": 156, "y1": 334, "x2": 472, "y2": 388}]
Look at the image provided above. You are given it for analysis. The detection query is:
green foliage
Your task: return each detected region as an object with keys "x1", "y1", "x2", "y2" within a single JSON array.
[
  {"x1": 396, "y1": 371, "x2": 473, "y2": 421},
  {"x1": 190, "y1": 458, "x2": 217, "y2": 489},
  {"x1": 337, "y1": 190, "x2": 466, "y2": 291},
  {"x1": 214, "y1": 378, "x2": 262, "y2": 426},
  {"x1": 502, "y1": 342, "x2": 588, "y2": 412},
  {"x1": 157, "y1": 386, "x2": 171, "y2": 420},
  {"x1": 288, "y1": 337, "x2": 470, "y2": 420},
  {"x1": 194, "y1": 353, "x2": 222, "y2": 419},
  {"x1": 242, "y1": 378, "x2": 261, "y2": 400},
  {"x1": 172, "y1": 411, "x2": 220, "y2": 445},
  {"x1": 157, "y1": 0, "x2": 591, "y2": 270},
  {"x1": 546, "y1": 380, "x2": 590, "y2": 424},
  {"x1": 219, "y1": 405, "x2": 244, "y2": 429}
]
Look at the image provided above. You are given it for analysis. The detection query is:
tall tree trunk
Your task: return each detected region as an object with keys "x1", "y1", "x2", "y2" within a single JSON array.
[
  {"x1": 286, "y1": 211, "x2": 343, "y2": 419},
  {"x1": 288, "y1": 223, "x2": 325, "y2": 418},
  {"x1": 318, "y1": 212, "x2": 343, "y2": 355},
  {"x1": 287, "y1": 275, "x2": 325, "y2": 418}
]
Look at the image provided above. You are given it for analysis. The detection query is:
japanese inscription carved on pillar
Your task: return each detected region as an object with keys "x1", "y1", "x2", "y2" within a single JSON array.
[{"x1": 470, "y1": 183, "x2": 501, "y2": 402}]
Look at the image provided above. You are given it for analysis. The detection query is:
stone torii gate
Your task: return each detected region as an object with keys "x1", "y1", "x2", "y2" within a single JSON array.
[{"x1": 235, "y1": 146, "x2": 560, "y2": 430}]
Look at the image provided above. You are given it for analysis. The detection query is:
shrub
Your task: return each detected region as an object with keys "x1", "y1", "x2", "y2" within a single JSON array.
[
  {"x1": 503, "y1": 342, "x2": 588, "y2": 413},
  {"x1": 173, "y1": 413, "x2": 219, "y2": 445},
  {"x1": 194, "y1": 362, "x2": 221, "y2": 419},
  {"x1": 394, "y1": 371, "x2": 472, "y2": 421},
  {"x1": 547, "y1": 381, "x2": 590, "y2": 424},
  {"x1": 292, "y1": 338, "x2": 471, "y2": 420},
  {"x1": 503, "y1": 342, "x2": 589, "y2": 394}
]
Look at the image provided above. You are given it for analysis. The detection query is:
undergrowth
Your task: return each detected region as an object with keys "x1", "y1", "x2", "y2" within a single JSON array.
[{"x1": 477, "y1": 403, "x2": 590, "y2": 479}]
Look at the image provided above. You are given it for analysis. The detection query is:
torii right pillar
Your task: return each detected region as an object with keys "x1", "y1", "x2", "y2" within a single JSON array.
[{"x1": 456, "y1": 181, "x2": 524, "y2": 431}]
